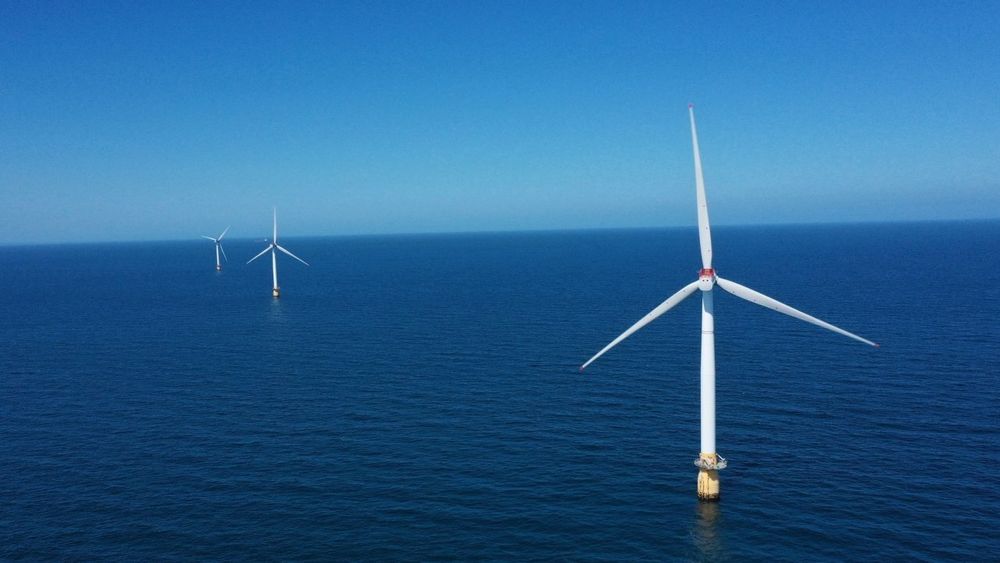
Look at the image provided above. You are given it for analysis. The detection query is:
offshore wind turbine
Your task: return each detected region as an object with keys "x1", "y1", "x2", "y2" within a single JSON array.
[
  {"x1": 247, "y1": 208, "x2": 309, "y2": 297},
  {"x1": 581, "y1": 105, "x2": 878, "y2": 501},
  {"x1": 201, "y1": 226, "x2": 230, "y2": 271}
]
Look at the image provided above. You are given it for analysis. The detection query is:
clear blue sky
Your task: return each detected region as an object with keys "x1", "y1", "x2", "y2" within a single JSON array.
[{"x1": 2, "y1": 1, "x2": 998, "y2": 244}]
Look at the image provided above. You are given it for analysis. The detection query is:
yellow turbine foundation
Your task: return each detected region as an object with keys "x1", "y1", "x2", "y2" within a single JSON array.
[
  {"x1": 697, "y1": 452, "x2": 721, "y2": 501},
  {"x1": 273, "y1": 288, "x2": 281, "y2": 298}
]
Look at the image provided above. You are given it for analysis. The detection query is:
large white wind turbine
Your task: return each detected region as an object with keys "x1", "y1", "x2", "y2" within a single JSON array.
[
  {"x1": 581, "y1": 105, "x2": 878, "y2": 501},
  {"x1": 247, "y1": 209, "x2": 309, "y2": 297},
  {"x1": 201, "y1": 226, "x2": 230, "y2": 271}
]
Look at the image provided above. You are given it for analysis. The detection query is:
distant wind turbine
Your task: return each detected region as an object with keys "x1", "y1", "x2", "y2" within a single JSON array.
[
  {"x1": 247, "y1": 209, "x2": 309, "y2": 297},
  {"x1": 201, "y1": 226, "x2": 230, "y2": 271},
  {"x1": 581, "y1": 105, "x2": 878, "y2": 502}
]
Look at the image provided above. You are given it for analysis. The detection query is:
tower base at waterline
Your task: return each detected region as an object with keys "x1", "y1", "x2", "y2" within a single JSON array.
[{"x1": 695, "y1": 452, "x2": 726, "y2": 501}]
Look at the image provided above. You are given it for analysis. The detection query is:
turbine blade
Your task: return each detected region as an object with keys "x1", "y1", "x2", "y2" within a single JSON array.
[
  {"x1": 715, "y1": 276, "x2": 878, "y2": 347},
  {"x1": 219, "y1": 243, "x2": 228, "y2": 262},
  {"x1": 581, "y1": 280, "x2": 700, "y2": 371},
  {"x1": 201, "y1": 235, "x2": 217, "y2": 241},
  {"x1": 273, "y1": 208, "x2": 278, "y2": 243},
  {"x1": 218, "y1": 226, "x2": 230, "y2": 241},
  {"x1": 275, "y1": 244, "x2": 309, "y2": 266},
  {"x1": 689, "y1": 104, "x2": 713, "y2": 269},
  {"x1": 246, "y1": 244, "x2": 274, "y2": 264}
]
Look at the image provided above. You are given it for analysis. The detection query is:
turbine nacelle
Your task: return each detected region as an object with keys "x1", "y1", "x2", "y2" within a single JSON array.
[{"x1": 698, "y1": 268, "x2": 716, "y2": 292}]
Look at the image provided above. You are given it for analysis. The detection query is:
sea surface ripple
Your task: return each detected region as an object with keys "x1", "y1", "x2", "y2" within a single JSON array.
[{"x1": 2, "y1": 222, "x2": 998, "y2": 560}]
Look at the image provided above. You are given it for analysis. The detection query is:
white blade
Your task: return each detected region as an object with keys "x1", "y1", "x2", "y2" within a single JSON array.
[
  {"x1": 715, "y1": 276, "x2": 878, "y2": 347},
  {"x1": 581, "y1": 280, "x2": 700, "y2": 371},
  {"x1": 219, "y1": 243, "x2": 228, "y2": 262},
  {"x1": 247, "y1": 244, "x2": 274, "y2": 264},
  {"x1": 689, "y1": 104, "x2": 713, "y2": 269},
  {"x1": 275, "y1": 244, "x2": 309, "y2": 266},
  {"x1": 272, "y1": 208, "x2": 278, "y2": 243},
  {"x1": 201, "y1": 235, "x2": 217, "y2": 242},
  {"x1": 218, "y1": 226, "x2": 230, "y2": 241}
]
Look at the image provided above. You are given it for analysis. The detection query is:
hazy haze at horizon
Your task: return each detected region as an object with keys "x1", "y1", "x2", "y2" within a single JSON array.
[{"x1": 2, "y1": 2, "x2": 999, "y2": 244}]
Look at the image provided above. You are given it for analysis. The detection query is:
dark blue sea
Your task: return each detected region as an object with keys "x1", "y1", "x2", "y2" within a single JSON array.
[{"x1": 2, "y1": 221, "x2": 998, "y2": 561}]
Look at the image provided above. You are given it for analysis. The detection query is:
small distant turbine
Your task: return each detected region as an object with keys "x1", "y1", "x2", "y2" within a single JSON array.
[
  {"x1": 247, "y1": 208, "x2": 309, "y2": 298},
  {"x1": 581, "y1": 105, "x2": 878, "y2": 502},
  {"x1": 201, "y1": 226, "x2": 230, "y2": 271}
]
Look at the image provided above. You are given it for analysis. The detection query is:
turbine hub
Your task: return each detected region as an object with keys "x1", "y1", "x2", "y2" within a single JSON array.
[{"x1": 698, "y1": 268, "x2": 716, "y2": 291}]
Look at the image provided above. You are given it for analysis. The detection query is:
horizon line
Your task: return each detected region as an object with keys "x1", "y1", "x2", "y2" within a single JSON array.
[{"x1": 3, "y1": 216, "x2": 998, "y2": 248}]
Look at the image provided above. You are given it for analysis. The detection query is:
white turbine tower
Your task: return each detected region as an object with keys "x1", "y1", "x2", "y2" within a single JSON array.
[
  {"x1": 581, "y1": 105, "x2": 878, "y2": 501},
  {"x1": 247, "y1": 208, "x2": 309, "y2": 297},
  {"x1": 201, "y1": 226, "x2": 230, "y2": 271}
]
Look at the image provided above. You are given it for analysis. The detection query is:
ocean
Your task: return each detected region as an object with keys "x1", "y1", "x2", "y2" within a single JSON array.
[{"x1": 2, "y1": 221, "x2": 997, "y2": 560}]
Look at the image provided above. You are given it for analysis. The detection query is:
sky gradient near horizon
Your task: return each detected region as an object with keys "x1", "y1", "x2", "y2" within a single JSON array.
[{"x1": 2, "y1": 1, "x2": 999, "y2": 244}]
